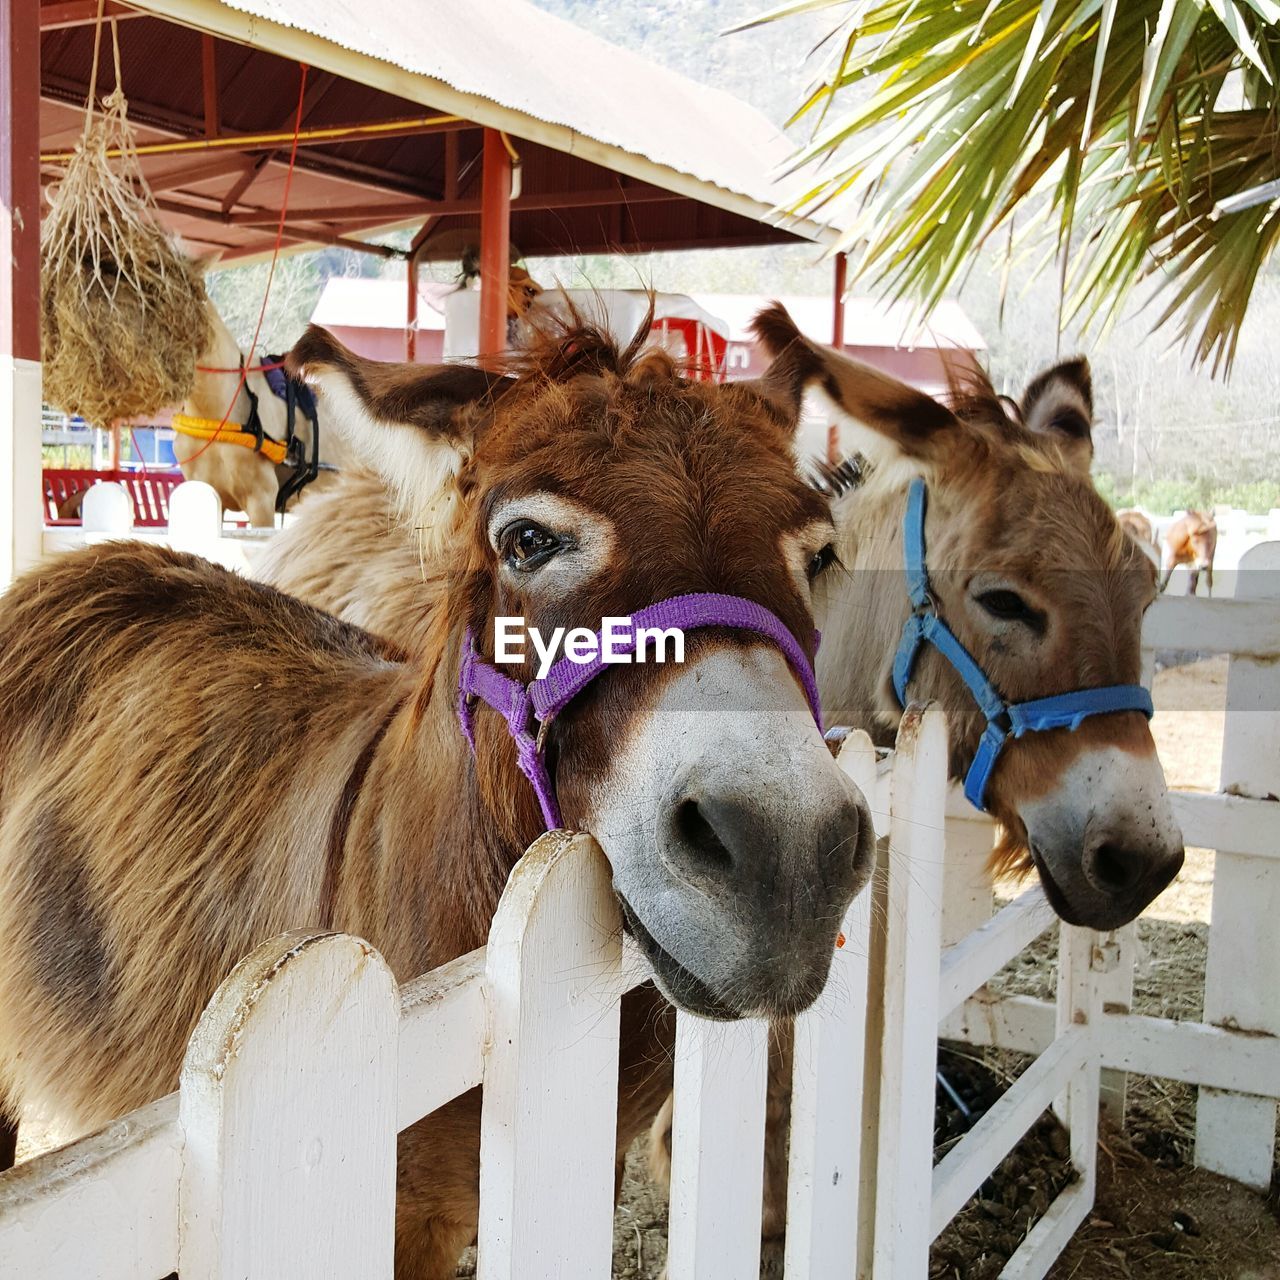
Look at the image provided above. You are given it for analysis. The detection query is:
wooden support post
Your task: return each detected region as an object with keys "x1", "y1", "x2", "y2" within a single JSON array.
[
  {"x1": 1196, "y1": 541, "x2": 1280, "y2": 1190},
  {"x1": 406, "y1": 253, "x2": 419, "y2": 362},
  {"x1": 405, "y1": 218, "x2": 436, "y2": 363},
  {"x1": 1, "y1": 0, "x2": 43, "y2": 585},
  {"x1": 478, "y1": 128, "x2": 511, "y2": 359},
  {"x1": 201, "y1": 35, "x2": 220, "y2": 138},
  {"x1": 827, "y1": 253, "x2": 847, "y2": 464}
]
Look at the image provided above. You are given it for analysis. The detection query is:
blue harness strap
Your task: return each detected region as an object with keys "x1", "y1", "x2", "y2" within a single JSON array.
[{"x1": 892, "y1": 477, "x2": 1154, "y2": 811}]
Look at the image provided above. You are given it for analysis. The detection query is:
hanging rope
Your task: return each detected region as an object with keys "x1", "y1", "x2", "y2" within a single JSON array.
[{"x1": 180, "y1": 61, "x2": 309, "y2": 467}]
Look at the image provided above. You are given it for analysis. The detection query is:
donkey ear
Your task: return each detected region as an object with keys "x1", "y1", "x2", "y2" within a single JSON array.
[
  {"x1": 287, "y1": 326, "x2": 512, "y2": 521},
  {"x1": 750, "y1": 302, "x2": 959, "y2": 460},
  {"x1": 1019, "y1": 357, "x2": 1093, "y2": 471}
]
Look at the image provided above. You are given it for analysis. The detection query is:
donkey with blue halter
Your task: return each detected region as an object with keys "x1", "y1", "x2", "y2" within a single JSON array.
[{"x1": 893, "y1": 475, "x2": 1154, "y2": 814}]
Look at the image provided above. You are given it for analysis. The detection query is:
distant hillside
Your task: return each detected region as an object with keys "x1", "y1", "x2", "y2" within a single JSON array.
[{"x1": 527, "y1": 0, "x2": 834, "y2": 134}]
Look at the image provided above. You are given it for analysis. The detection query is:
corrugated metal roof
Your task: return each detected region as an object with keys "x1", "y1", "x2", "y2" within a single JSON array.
[{"x1": 135, "y1": 0, "x2": 813, "y2": 225}]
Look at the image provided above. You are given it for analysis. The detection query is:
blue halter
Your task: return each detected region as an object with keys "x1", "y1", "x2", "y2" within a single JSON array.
[{"x1": 891, "y1": 477, "x2": 1153, "y2": 811}]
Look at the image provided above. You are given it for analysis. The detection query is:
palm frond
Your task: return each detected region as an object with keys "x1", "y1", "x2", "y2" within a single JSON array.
[{"x1": 766, "y1": 0, "x2": 1280, "y2": 372}]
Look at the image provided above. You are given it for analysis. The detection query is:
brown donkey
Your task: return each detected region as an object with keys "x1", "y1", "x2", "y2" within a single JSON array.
[
  {"x1": 0, "y1": 317, "x2": 874, "y2": 1275},
  {"x1": 1160, "y1": 509, "x2": 1218, "y2": 596}
]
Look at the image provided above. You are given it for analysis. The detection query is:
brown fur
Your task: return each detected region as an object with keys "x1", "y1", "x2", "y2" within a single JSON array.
[
  {"x1": 1160, "y1": 510, "x2": 1218, "y2": 596},
  {"x1": 0, "y1": 315, "x2": 837, "y2": 1275},
  {"x1": 752, "y1": 305, "x2": 1160, "y2": 883},
  {"x1": 256, "y1": 322, "x2": 1172, "y2": 1250},
  {"x1": 257, "y1": 469, "x2": 437, "y2": 656},
  {"x1": 1117, "y1": 508, "x2": 1155, "y2": 550}
]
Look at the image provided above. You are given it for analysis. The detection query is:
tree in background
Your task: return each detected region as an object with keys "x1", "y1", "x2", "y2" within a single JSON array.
[{"x1": 770, "y1": 0, "x2": 1280, "y2": 373}]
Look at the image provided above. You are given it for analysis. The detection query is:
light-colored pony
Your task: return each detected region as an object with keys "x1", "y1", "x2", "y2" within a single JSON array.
[
  {"x1": 1160, "y1": 509, "x2": 1218, "y2": 596},
  {"x1": 174, "y1": 301, "x2": 350, "y2": 527}
]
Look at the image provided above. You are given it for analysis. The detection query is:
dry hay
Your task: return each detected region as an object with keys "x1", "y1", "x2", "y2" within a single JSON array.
[{"x1": 41, "y1": 69, "x2": 209, "y2": 428}]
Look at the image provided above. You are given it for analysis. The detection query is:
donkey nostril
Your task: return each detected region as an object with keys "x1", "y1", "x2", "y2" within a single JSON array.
[
  {"x1": 674, "y1": 798, "x2": 733, "y2": 872},
  {"x1": 1089, "y1": 842, "x2": 1144, "y2": 893}
]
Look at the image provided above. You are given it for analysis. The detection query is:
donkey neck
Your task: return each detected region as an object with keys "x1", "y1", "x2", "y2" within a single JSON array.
[
  {"x1": 186, "y1": 305, "x2": 256, "y2": 423},
  {"x1": 331, "y1": 621, "x2": 545, "y2": 976}
]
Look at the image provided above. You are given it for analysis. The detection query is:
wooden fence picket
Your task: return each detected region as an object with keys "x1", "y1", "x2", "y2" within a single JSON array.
[
  {"x1": 478, "y1": 831, "x2": 623, "y2": 1280},
  {"x1": 1196, "y1": 542, "x2": 1280, "y2": 1189},
  {"x1": 872, "y1": 704, "x2": 948, "y2": 1279},
  {"x1": 177, "y1": 931, "x2": 400, "y2": 1280},
  {"x1": 666, "y1": 1012, "x2": 769, "y2": 1280},
  {"x1": 784, "y1": 730, "x2": 878, "y2": 1278}
]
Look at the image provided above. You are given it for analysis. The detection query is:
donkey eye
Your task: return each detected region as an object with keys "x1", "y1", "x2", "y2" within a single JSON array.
[
  {"x1": 501, "y1": 521, "x2": 562, "y2": 571},
  {"x1": 807, "y1": 543, "x2": 838, "y2": 582},
  {"x1": 976, "y1": 589, "x2": 1044, "y2": 630}
]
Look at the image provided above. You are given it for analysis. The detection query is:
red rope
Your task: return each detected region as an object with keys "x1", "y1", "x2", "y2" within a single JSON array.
[
  {"x1": 182, "y1": 62, "x2": 309, "y2": 467},
  {"x1": 195, "y1": 361, "x2": 287, "y2": 375},
  {"x1": 128, "y1": 428, "x2": 148, "y2": 474}
]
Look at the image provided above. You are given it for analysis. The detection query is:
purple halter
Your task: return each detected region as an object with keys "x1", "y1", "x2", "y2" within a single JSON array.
[{"x1": 457, "y1": 592, "x2": 824, "y2": 829}]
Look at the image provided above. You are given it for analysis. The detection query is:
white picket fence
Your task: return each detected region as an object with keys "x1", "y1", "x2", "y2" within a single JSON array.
[{"x1": 2, "y1": 551, "x2": 1278, "y2": 1278}]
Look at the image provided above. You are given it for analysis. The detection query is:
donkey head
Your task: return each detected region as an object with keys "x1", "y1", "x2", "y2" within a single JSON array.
[
  {"x1": 756, "y1": 306, "x2": 1183, "y2": 930},
  {"x1": 288, "y1": 317, "x2": 874, "y2": 1020}
]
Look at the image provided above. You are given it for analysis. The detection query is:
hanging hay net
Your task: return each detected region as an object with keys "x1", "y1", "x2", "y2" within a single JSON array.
[{"x1": 41, "y1": 23, "x2": 210, "y2": 428}]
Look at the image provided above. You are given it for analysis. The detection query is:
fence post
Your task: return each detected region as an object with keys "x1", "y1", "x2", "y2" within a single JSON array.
[
  {"x1": 1055, "y1": 925, "x2": 1101, "y2": 1191},
  {"x1": 168, "y1": 480, "x2": 223, "y2": 555},
  {"x1": 1196, "y1": 541, "x2": 1280, "y2": 1189},
  {"x1": 784, "y1": 730, "x2": 878, "y2": 1277},
  {"x1": 178, "y1": 931, "x2": 400, "y2": 1280},
  {"x1": 667, "y1": 1011, "x2": 769, "y2": 1280},
  {"x1": 872, "y1": 704, "x2": 948, "y2": 1279},
  {"x1": 1096, "y1": 635, "x2": 1155, "y2": 1126},
  {"x1": 940, "y1": 809, "x2": 996, "y2": 948},
  {"x1": 478, "y1": 832, "x2": 623, "y2": 1280},
  {"x1": 81, "y1": 480, "x2": 133, "y2": 541}
]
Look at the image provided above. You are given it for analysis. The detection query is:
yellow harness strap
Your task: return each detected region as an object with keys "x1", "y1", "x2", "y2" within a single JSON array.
[{"x1": 171, "y1": 413, "x2": 290, "y2": 466}]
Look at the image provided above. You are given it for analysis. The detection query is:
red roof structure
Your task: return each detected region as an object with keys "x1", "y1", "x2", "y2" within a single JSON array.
[{"x1": 4, "y1": 0, "x2": 840, "y2": 570}]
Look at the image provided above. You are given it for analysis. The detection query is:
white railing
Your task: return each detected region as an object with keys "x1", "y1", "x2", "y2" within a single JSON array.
[
  {"x1": 839, "y1": 540, "x2": 1280, "y2": 1276},
  {"x1": 3, "y1": 553, "x2": 1277, "y2": 1279}
]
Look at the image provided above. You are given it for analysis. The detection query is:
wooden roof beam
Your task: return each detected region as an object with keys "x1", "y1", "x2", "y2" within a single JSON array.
[
  {"x1": 40, "y1": 77, "x2": 442, "y2": 201},
  {"x1": 40, "y1": 1, "x2": 141, "y2": 29},
  {"x1": 226, "y1": 184, "x2": 683, "y2": 227},
  {"x1": 153, "y1": 195, "x2": 404, "y2": 258}
]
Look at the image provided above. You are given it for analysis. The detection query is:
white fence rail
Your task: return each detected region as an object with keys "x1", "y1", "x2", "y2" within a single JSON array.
[{"x1": 3, "y1": 553, "x2": 1278, "y2": 1278}]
